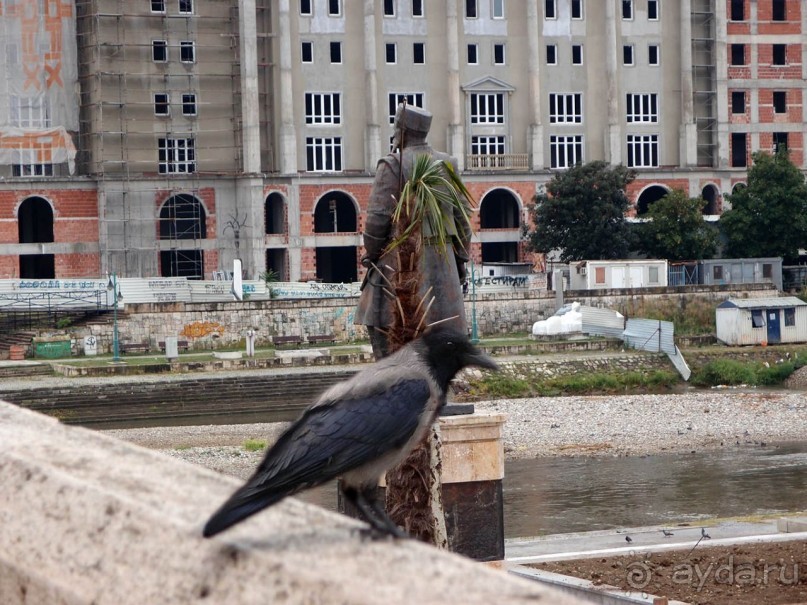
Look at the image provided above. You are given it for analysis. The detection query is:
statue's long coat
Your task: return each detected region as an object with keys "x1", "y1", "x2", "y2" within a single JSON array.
[{"x1": 355, "y1": 144, "x2": 471, "y2": 334}]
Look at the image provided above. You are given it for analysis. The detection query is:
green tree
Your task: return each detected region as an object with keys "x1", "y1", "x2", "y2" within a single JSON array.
[
  {"x1": 721, "y1": 150, "x2": 807, "y2": 262},
  {"x1": 526, "y1": 161, "x2": 636, "y2": 262},
  {"x1": 634, "y1": 190, "x2": 719, "y2": 260}
]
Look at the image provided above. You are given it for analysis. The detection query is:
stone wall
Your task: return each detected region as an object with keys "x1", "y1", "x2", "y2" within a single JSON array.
[
  {"x1": 0, "y1": 401, "x2": 583, "y2": 605},
  {"x1": 65, "y1": 284, "x2": 777, "y2": 354}
]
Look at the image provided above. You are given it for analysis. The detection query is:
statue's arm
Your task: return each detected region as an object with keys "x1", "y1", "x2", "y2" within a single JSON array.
[{"x1": 362, "y1": 158, "x2": 400, "y2": 263}]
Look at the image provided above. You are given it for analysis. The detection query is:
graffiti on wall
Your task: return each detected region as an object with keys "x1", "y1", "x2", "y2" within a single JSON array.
[{"x1": 180, "y1": 321, "x2": 225, "y2": 339}]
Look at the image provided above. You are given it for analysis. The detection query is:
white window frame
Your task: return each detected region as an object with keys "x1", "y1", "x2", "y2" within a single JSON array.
[
  {"x1": 12, "y1": 160, "x2": 54, "y2": 177},
  {"x1": 327, "y1": 0, "x2": 341, "y2": 17},
  {"x1": 493, "y1": 43, "x2": 505, "y2": 65},
  {"x1": 388, "y1": 92, "x2": 425, "y2": 124},
  {"x1": 158, "y1": 137, "x2": 196, "y2": 174},
  {"x1": 471, "y1": 135, "x2": 505, "y2": 155},
  {"x1": 648, "y1": 0, "x2": 659, "y2": 20},
  {"x1": 10, "y1": 96, "x2": 50, "y2": 128},
  {"x1": 546, "y1": 44, "x2": 557, "y2": 65},
  {"x1": 154, "y1": 92, "x2": 170, "y2": 117},
  {"x1": 623, "y1": 44, "x2": 634, "y2": 66},
  {"x1": 571, "y1": 0, "x2": 583, "y2": 19},
  {"x1": 413, "y1": 42, "x2": 425, "y2": 64},
  {"x1": 550, "y1": 135, "x2": 584, "y2": 169},
  {"x1": 412, "y1": 0, "x2": 424, "y2": 17},
  {"x1": 330, "y1": 41, "x2": 342, "y2": 64},
  {"x1": 467, "y1": 43, "x2": 479, "y2": 65},
  {"x1": 182, "y1": 93, "x2": 197, "y2": 116},
  {"x1": 648, "y1": 44, "x2": 660, "y2": 66},
  {"x1": 545, "y1": 0, "x2": 556, "y2": 19},
  {"x1": 180, "y1": 41, "x2": 195, "y2": 63},
  {"x1": 305, "y1": 92, "x2": 342, "y2": 125},
  {"x1": 178, "y1": 0, "x2": 193, "y2": 15},
  {"x1": 385, "y1": 43, "x2": 397, "y2": 64},
  {"x1": 492, "y1": 0, "x2": 504, "y2": 19},
  {"x1": 466, "y1": 0, "x2": 478, "y2": 19},
  {"x1": 383, "y1": 0, "x2": 396, "y2": 17},
  {"x1": 626, "y1": 93, "x2": 658, "y2": 123},
  {"x1": 622, "y1": 0, "x2": 633, "y2": 19},
  {"x1": 572, "y1": 44, "x2": 583, "y2": 65},
  {"x1": 300, "y1": 0, "x2": 312, "y2": 16},
  {"x1": 151, "y1": 0, "x2": 166, "y2": 13},
  {"x1": 301, "y1": 41, "x2": 313, "y2": 63},
  {"x1": 306, "y1": 137, "x2": 342, "y2": 172},
  {"x1": 152, "y1": 40, "x2": 168, "y2": 62},
  {"x1": 549, "y1": 93, "x2": 583, "y2": 124},
  {"x1": 626, "y1": 134, "x2": 659, "y2": 168},
  {"x1": 470, "y1": 93, "x2": 505, "y2": 124}
]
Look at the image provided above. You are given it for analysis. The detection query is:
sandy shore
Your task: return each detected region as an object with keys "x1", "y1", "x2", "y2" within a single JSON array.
[{"x1": 104, "y1": 389, "x2": 807, "y2": 480}]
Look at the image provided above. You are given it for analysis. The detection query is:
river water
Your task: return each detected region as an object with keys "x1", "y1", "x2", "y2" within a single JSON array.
[{"x1": 296, "y1": 441, "x2": 807, "y2": 539}]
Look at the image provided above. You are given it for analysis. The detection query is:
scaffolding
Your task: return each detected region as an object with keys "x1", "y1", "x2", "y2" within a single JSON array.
[
  {"x1": 73, "y1": 0, "x2": 274, "y2": 279},
  {"x1": 691, "y1": 0, "x2": 718, "y2": 167}
]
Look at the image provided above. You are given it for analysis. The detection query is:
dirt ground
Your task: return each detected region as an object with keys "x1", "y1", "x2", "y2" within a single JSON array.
[{"x1": 534, "y1": 540, "x2": 807, "y2": 605}]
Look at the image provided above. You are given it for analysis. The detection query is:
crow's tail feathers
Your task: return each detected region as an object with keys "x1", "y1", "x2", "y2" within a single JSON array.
[{"x1": 202, "y1": 486, "x2": 288, "y2": 538}]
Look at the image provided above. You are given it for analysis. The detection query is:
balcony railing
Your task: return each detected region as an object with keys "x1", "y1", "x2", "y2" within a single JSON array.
[{"x1": 465, "y1": 154, "x2": 530, "y2": 171}]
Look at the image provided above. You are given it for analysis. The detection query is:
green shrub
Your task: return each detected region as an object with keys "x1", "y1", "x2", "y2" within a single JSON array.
[
  {"x1": 243, "y1": 438, "x2": 267, "y2": 452},
  {"x1": 756, "y1": 361, "x2": 796, "y2": 385},
  {"x1": 691, "y1": 359, "x2": 756, "y2": 386}
]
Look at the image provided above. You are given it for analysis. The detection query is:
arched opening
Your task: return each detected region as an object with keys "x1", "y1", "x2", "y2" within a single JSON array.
[
  {"x1": 701, "y1": 184, "x2": 719, "y2": 215},
  {"x1": 159, "y1": 194, "x2": 206, "y2": 279},
  {"x1": 636, "y1": 185, "x2": 669, "y2": 215},
  {"x1": 732, "y1": 182, "x2": 746, "y2": 195},
  {"x1": 18, "y1": 196, "x2": 54, "y2": 243},
  {"x1": 313, "y1": 192, "x2": 357, "y2": 233},
  {"x1": 479, "y1": 189, "x2": 521, "y2": 264},
  {"x1": 316, "y1": 247, "x2": 357, "y2": 283},
  {"x1": 18, "y1": 196, "x2": 55, "y2": 278},
  {"x1": 479, "y1": 189, "x2": 520, "y2": 229},
  {"x1": 265, "y1": 192, "x2": 286, "y2": 234}
]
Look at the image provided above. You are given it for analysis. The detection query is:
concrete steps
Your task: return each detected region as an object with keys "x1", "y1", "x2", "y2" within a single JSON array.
[
  {"x1": 0, "y1": 371, "x2": 357, "y2": 426},
  {"x1": 0, "y1": 364, "x2": 55, "y2": 379}
]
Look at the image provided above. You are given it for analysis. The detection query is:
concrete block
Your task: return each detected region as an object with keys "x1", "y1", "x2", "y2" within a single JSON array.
[{"x1": 0, "y1": 401, "x2": 585, "y2": 605}]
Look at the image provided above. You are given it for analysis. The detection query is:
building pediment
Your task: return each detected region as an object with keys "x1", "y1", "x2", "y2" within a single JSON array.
[{"x1": 461, "y1": 76, "x2": 515, "y2": 93}]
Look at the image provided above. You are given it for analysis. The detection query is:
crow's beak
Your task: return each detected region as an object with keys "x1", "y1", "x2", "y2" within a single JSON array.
[{"x1": 468, "y1": 348, "x2": 499, "y2": 372}]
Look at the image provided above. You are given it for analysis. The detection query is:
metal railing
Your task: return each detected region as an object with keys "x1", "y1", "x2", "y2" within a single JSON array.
[{"x1": 465, "y1": 154, "x2": 530, "y2": 171}]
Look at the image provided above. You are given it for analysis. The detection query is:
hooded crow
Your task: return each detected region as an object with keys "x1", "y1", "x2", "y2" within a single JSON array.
[{"x1": 202, "y1": 327, "x2": 498, "y2": 539}]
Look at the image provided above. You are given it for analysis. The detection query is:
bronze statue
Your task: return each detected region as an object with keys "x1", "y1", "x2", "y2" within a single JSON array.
[{"x1": 355, "y1": 104, "x2": 472, "y2": 359}]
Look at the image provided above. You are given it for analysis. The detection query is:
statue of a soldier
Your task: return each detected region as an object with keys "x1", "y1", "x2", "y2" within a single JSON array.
[{"x1": 355, "y1": 104, "x2": 472, "y2": 359}]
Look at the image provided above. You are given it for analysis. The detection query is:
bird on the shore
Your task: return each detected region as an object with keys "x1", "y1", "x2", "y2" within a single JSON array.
[
  {"x1": 202, "y1": 327, "x2": 498, "y2": 539},
  {"x1": 662, "y1": 529, "x2": 674, "y2": 537},
  {"x1": 701, "y1": 528, "x2": 711, "y2": 539},
  {"x1": 625, "y1": 535, "x2": 633, "y2": 544}
]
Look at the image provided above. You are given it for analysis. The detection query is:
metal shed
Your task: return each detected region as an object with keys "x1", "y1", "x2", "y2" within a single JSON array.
[
  {"x1": 701, "y1": 258, "x2": 783, "y2": 291},
  {"x1": 716, "y1": 297, "x2": 807, "y2": 345}
]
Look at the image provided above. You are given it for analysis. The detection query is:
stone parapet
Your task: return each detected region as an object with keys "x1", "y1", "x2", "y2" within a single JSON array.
[{"x1": 0, "y1": 401, "x2": 585, "y2": 605}]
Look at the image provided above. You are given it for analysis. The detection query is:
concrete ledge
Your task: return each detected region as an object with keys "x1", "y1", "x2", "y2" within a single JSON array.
[
  {"x1": 0, "y1": 401, "x2": 585, "y2": 605},
  {"x1": 777, "y1": 516, "x2": 807, "y2": 533}
]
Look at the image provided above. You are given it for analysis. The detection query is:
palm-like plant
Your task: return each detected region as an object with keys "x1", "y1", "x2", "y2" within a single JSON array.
[{"x1": 382, "y1": 153, "x2": 475, "y2": 545}]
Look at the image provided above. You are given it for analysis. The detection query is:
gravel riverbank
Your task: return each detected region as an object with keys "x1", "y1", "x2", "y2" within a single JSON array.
[{"x1": 104, "y1": 389, "x2": 807, "y2": 481}]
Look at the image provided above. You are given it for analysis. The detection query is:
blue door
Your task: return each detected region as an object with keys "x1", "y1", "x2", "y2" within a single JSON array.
[{"x1": 767, "y1": 310, "x2": 781, "y2": 343}]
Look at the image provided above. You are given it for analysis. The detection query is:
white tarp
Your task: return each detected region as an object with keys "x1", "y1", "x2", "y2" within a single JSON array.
[
  {"x1": 0, "y1": 0, "x2": 79, "y2": 172},
  {"x1": 532, "y1": 301, "x2": 583, "y2": 336}
]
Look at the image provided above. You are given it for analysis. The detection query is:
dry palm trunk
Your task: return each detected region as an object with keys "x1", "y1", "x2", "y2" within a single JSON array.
[{"x1": 382, "y1": 191, "x2": 447, "y2": 546}]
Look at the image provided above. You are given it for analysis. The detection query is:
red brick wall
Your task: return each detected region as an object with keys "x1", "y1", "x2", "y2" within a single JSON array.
[
  {"x1": 55, "y1": 253, "x2": 101, "y2": 277},
  {"x1": 0, "y1": 188, "x2": 99, "y2": 278}
]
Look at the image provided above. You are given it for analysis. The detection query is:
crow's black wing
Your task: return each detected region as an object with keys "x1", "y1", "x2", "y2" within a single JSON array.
[{"x1": 203, "y1": 378, "x2": 430, "y2": 537}]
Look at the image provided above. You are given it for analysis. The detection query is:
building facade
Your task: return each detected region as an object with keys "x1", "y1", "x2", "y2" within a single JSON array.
[{"x1": 0, "y1": 0, "x2": 804, "y2": 282}]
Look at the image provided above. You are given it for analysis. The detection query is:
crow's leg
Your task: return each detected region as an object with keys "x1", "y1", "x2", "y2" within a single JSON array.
[{"x1": 342, "y1": 486, "x2": 407, "y2": 539}]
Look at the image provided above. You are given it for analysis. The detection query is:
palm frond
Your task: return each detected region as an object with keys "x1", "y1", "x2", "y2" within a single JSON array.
[{"x1": 387, "y1": 154, "x2": 475, "y2": 255}]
